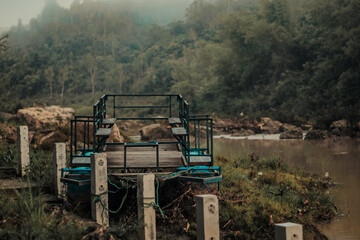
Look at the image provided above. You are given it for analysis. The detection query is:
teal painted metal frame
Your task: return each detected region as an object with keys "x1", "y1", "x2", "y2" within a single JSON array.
[{"x1": 70, "y1": 94, "x2": 214, "y2": 171}]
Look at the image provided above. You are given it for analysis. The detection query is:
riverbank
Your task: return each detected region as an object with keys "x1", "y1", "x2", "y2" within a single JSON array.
[
  {"x1": 213, "y1": 117, "x2": 360, "y2": 140},
  {"x1": 0, "y1": 143, "x2": 335, "y2": 239}
]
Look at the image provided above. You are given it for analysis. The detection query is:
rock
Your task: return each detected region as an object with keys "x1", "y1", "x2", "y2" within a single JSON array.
[
  {"x1": 0, "y1": 112, "x2": 16, "y2": 121},
  {"x1": 280, "y1": 123, "x2": 298, "y2": 132},
  {"x1": 330, "y1": 120, "x2": 347, "y2": 129},
  {"x1": 17, "y1": 105, "x2": 75, "y2": 129},
  {"x1": 38, "y1": 131, "x2": 68, "y2": 150},
  {"x1": 329, "y1": 119, "x2": 352, "y2": 136},
  {"x1": 0, "y1": 123, "x2": 16, "y2": 143},
  {"x1": 231, "y1": 129, "x2": 255, "y2": 136},
  {"x1": 107, "y1": 123, "x2": 124, "y2": 143},
  {"x1": 140, "y1": 124, "x2": 173, "y2": 140},
  {"x1": 280, "y1": 129, "x2": 303, "y2": 139},
  {"x1": 301, "y1": 124, "x2": 312, "y2": 130},
  {"x1": 304, "y1": 129, "x2": 331, "y2": 140},
  {"x1": 258, "y1": 117, "x2": 282, "y2": 134}
]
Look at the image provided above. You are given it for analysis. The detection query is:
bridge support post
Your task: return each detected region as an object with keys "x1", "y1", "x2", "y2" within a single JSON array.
[
  {"x1": 17, "y1": 126, "x2": 29, "y2": 177},
  {"x1": 137, "y1": 174, "x2": 156, "y2": 240},
  {"x1": 195, "y1": 194, "x2": 220, "y2": 240},
  {"x1": 275, "y1": 222, "x2": 303, "y2": 240},
  {"x1": 53, "y1": 143, "x2": 66, "y2": 198},
  {"x1": 91, "y1": 153, "x2": 109, "y2": 226}
]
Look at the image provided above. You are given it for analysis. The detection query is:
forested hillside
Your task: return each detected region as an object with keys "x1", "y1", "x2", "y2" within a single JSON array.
[{"x1": 0, "y1": 0, "x2": 359, "y2": 128}]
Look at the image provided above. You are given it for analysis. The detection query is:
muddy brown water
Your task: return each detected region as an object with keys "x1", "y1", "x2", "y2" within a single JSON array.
[{"x1": 214, "y1": 136, "x2": 360, "y2": 240}]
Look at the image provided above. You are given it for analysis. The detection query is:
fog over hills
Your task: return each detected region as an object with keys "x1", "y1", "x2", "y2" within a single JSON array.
[{"x1": 0, "y1": 0, "x2": 193, "y2": 28}]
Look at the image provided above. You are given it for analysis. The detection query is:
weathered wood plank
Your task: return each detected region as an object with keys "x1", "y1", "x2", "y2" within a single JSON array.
[
  {"x1": 171, "y1": 127, "x2": 187, "y2": 136},
  {"x1": 169, "y1": 117, "x2": 181, "y2": 125},
  {"x1": 102, "y1": 118, "x2": 116, "y2": 125},
  {"x1": 106, "y1": 144, "x2": 179, "y2": 152},
  {"x1": 95, "y1": 128, "x2": 112, "y2": 136},
  {"x1": 0, "y1": 178, "x2": 38, "y2": 190},
  {"x1": 110, "y1": 172, "x2": 172, "y2": 178}
]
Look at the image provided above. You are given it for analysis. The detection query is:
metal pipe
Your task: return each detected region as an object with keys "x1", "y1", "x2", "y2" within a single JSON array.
[
  {"x1": 74, "y1": 120, "x2": 77, "y2": 155},
  {"x1": 114, "y1": 105, "x2": 169, "y2": 109},
  {"x1": 106, "y1": 94, "x2": 179, "y2": 97},
  {"x1": 206, "y1": 117, "x2": 209, "y2": 155},
  {"x1": 83, "y1": 121, "x2": 86, "y2": 153},
  {"x1": 116, "y1": 117, "x2": 168, "y2": 120},
  {"x1": 124, "y1": 144, "x2": 127, "y2": 173},
  {"x1": 93, "y1": 105, "x2": 96, "y2": 152},
  {"x1": 70, "y1": 120, "x2": 73, "y2": 167},
  {"x1": 211, "y1": 119, "x2": 213, "y2": 166},
  {"x1": 169, "y1": 96, "x2": 172, "y2": 117},
  {"x1": 113, "y1": 96, "x2": 116, "y2": 117},
  {"x1": 156, "y1": 144, "x2": 159, "y2": 172}
]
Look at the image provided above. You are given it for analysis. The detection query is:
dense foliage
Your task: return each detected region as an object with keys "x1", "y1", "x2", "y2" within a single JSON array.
[{"x1": 0, "y1": 0, "x2": 359, "y2": 128}]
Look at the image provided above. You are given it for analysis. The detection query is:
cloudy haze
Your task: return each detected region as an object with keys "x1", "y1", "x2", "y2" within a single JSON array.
[
  {"x1": 0, "y1": 0, "x2": 193, "y2": 29},
  {"x1": 0, "y1": 0, "x2": 73, "y2": 28}
]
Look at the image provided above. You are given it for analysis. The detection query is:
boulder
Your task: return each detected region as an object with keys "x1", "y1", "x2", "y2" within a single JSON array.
[
  {"x1": 38, "y1": 131, "x2": 68, "y2": 150},
  {"x1": 140, "y1": 124, "x2": 173, "y2": 141},
  {"x1": 301, "y1": 124, "x2": 312, "y2": 130},
  {"x1": 17, "y1": 105, "x2": 75, "y2": 129},
  {"x1": 280, "y1": 123, "x2": 298, "y2": 132},
  {"x1": 305, "y1": 129, "x2": 331, "y2": 140},
  {"x1": 258, "y1": 117, "x2": 282, "y2": 134},
  {"x1": 0, "y1": 123, "x2": 16, "y2": 143},
  {"x1": 0, "y1": 112, "x2": 16, "y2": 121},
  {"x1": 107, "y1": 123, "x2": 125, "y2": 143},
  {"x1": 231, "y1": 129, "x2": 255, "y2": 136},
  {"x1": 329, "y1": 119, "x2": 352, "y2": 136},
  {"x1": 330, "y1": 119, "x2": 347, "y2": 129},
  {"x1": 280, "y1": 129, "x2": 303, "y2": 139}
]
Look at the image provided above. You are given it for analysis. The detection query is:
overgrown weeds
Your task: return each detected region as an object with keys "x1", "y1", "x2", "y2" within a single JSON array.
[{"x1": 0, "y1": 180, "x2": 87, "y2": 240}]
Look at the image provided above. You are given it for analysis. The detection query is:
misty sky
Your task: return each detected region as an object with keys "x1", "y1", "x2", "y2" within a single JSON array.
[
  {"x1": 0, "y1": 0, "x2": 193, "y2": 29},
  {"x1": 0, "y1": 0, "x2": 73, "y2": 28}
]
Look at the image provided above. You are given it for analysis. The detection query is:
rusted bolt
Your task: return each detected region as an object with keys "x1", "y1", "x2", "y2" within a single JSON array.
[
  {"x1": 98, "y1": 159, "x2": 104, "y2": 166},
  {"x1": 209, "y1": 204, "x2": 215, "y2": 214}
]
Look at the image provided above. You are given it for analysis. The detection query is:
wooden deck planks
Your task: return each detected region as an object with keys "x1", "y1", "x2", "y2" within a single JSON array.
[{"x1": 105, "y1": 144, "x2": 184, "y2": 168}]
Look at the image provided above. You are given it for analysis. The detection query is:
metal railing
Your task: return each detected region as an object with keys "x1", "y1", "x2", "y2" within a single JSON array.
[
  {"x1": 189, "y1": 115, "x2": 214, "y2": 166},
  {"x1": 70, "y1": 116, "x2": 94, "y2": 166},
  {"x1": 106, "y1": 94, "x2": 181, "y2": 120},
  {"x1": 69, "y1": 94, "x2": 214, "y2": 169}
]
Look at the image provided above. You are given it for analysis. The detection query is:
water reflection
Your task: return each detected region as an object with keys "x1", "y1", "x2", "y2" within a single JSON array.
[{"x1": 214, "y1": 138, "x2": 360, "y2": 240}]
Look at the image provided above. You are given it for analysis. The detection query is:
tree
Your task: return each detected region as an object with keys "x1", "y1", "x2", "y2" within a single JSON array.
[
  {"x1": 44, "y1": 66, "x2": 54, "y2": 100},
  {"x1": 59, "y1": 65, "x2": 70, "y2": 105},
  {"x1": 86, "y1": 54, "x2": 97, "y2": 96},
  {"x1": 0, "y1": 34, "x2": 8, "y2": 53}
]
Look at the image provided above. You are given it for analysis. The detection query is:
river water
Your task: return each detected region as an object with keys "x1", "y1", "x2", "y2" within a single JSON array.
[{"x1": 214, "y1": 136, "x2": 360, "y2": 240}]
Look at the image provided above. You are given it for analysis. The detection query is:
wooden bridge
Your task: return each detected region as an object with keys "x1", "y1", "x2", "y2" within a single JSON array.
[{"x1": 62, "y1": 94, "x2": 221, "y2": 186}]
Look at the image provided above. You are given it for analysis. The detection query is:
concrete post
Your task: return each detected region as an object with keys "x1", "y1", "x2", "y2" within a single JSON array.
[
  {"x1": 53, "y1": 143, "x2": 66, "y2": 198},
  {"x1": 91, "y1": 153, "x2": 109, "y2": 226},
  {"x1": 137, "y1": 174, "x2": 156, "y2": 240},
  {"x1": 196, "y1": 194, "x2": 220, "y2": 240},
  {"x1": 275, "y1": 222, "x2": 303, "y2": 240},
  {"x1": 17, "y1": 126, "x2": 30, "y2": 177}
]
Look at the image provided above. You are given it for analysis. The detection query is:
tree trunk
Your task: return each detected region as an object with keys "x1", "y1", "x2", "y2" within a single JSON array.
[
  {"x1": 90, "y1": 68, "x2": 96, "y2": 96},
  {"x1": 50, "y1": 79, "x2": 52, "y2": 100},
  {"x1": 60, "y1": 80, "x2": 65, "y2": 105}
]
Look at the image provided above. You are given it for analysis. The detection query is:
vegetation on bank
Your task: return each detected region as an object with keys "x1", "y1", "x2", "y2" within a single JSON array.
[
  {"x1": 0, "y1": 143, "x2": 336, "y2": 239},
  {"x1": 0, "y1": 0, "x2": 359, "y2": 128}
]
